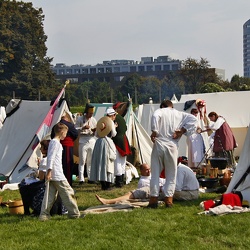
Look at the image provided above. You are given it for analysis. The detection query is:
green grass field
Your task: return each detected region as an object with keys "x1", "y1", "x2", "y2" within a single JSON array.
[{"x1": 1, "y1": 180, "x2": 250, "y2": 250}]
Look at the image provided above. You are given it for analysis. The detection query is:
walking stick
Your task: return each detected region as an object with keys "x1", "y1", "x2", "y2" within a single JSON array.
[{"x1": 196, "y1": 141, "x2": 214, "y2": 168}]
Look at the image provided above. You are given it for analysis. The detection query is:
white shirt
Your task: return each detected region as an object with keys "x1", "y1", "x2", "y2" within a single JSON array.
[
  {"x1": 39, "y1": 157, "x2": 47, "y2": 173},
  {"x1": 151, "y1": 107, "x2": 197, "y2": 145},
  {"x1": 46, "y1": 139, "x2": 66, "y2": 181},
  {"x1": 75, "y1": 115, "x2": 97, "y2": 143},
  {"x1": 137, "y1": 175, "x2": 165, "y2": 189},
  {"x1": 209, "y1": 116, "x2": 225, "y2": 131},
  {"x1": 137, "y1": 176, "x2": 151, "y2": 189},
  {"x1": 175, "y1": 163, "x2": 199, "y2": 191}
]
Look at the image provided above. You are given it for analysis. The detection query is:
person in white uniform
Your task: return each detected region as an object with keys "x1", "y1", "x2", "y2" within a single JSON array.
[
  {"x1": 148, "y1": 99, "x2": 197, "y2": 208},
  {"x1": 75, "y1": 104, "x2": 97, "y2": 184},
  {"x1": 187, "y1": 108, "x2": 206, "y2": 168}
]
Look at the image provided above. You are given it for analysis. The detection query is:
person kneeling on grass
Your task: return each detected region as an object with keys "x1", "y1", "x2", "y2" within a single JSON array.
[
  {"x1": 160, "y1": 157, "x2": 200, "y2": 202},
  {"x1": 95, "y1": 159, "x2": 199, "y2": 205},
  {"x1": 39, "y1": 122, "x2": 80, "y2": 221}
]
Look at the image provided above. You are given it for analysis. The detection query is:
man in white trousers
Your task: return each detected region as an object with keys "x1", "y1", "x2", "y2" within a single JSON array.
[{"x1": 148, "y1": 100, "x2": 197, "y2": 208}]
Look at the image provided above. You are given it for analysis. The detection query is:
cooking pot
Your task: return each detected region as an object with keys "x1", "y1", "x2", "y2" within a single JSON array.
[
  {"x1": 198, "y1": 178, "x2": 219, "y2": 189},
  {"x1": 208, "y1": 157, "x2": 228, "y2": 170}
]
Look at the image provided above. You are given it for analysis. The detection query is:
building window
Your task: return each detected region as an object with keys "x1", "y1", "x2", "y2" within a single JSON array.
[
  {"x1": 138, "y1": 66, "x2": 144, "y2": 72},
  {"x1": 146, "y1": 65, "x2": 153, "y2": 71},
  {"x1": 98, "y1": 68, "x2": 104, "y2": 73},
  {"x1": 90, "y1": 68, "x2": 96, "y2": 74},
  {"x1": 106, "y1": 67, "x2": 112, "y2": 73},
  {"x1": 130, "y1": 66, "x2": 136, "y2": 72},
  {"x1": 74, "y1": 69, "x2": 80, "y2": 74},
  {"x1": 66, "y1": 69, "x2": 72, "y2": 74},
  {"x1": 114, "y1": 67, "x2": 120, "y2": 72},
  {"x1": 163, "y1": 65, "x2": 170, "y2": 71},
  {"x1": 82, "y1": 68, "x2": 89, "y2": 74},
  {"x1": 155, "y1": 65, "x2": 161, "y2": 71}
]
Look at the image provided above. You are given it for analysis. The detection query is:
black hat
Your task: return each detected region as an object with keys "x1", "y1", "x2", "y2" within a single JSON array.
[{"x1": 83, "y1": 103, "x2": 95, "y2": 114}]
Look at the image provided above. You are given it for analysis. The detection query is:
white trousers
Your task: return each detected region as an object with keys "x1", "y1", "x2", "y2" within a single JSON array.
[
  {"x1": 150, "y1": 140, "x2": 178, "y2": 197},
  {"x1": 78, "y1": 137, "x2": 96, "y2": 181},
  {"x1": 114, "y1": 149, "x2": 126, "y2": 176}
]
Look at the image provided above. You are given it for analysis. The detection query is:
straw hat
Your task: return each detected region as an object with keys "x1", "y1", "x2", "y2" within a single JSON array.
[{"x1": 96, "y1": 116, "x2": 113, "y2": 138}]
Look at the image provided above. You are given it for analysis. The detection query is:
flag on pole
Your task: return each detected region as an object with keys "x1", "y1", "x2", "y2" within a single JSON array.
[
  {"x1": 35, "y1": 80, "x2": 69, "y2": 143},
  {"x1": 8, "y1": 81, "x2": 70, "y2": 180}
]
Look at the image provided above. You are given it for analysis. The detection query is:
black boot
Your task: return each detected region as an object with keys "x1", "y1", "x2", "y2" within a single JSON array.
[
  {"x1": 106, "y1": 182, "x2": 113, "y2": 190},
  {"x1": 122, "y1": 174, "x2": 125, "y2": 185},
  {"x1": 115, "y1": 175, "x2": 123, "y2": 188},
  {"x1": 100, "y1": 181, "x2": 106, "y2": 190}
]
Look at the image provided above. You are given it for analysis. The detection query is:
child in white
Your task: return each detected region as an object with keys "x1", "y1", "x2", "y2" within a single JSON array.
[{"x1": 39, "y1": 123, "x2": 80, "y2": 221}]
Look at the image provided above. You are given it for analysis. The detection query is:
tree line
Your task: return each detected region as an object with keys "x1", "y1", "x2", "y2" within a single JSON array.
[{"x1": 1, "y1": 0, "x2": 250, "y2": 107}]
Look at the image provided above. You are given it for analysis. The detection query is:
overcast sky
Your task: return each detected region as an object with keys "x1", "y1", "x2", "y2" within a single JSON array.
[{"x1": 23, "y1": 0, "x2": 250, "y2": 80}]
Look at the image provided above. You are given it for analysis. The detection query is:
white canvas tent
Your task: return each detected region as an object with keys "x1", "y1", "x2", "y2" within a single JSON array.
[
  {"x1": 179, "y1": 91, "x2": 250, "y2": 157},
  {"x1": 91, "y1": 102, "x2": 153, "y2": 165},
  {"x1": 0, "y1": 106, "x2": 6, "y2": 129},
  {"x1": 136, "y1": 102, "x2": 209, "y2": 158},
  {"x1": 136, "y1": 91, "x2": 250, "y2": 158},
  {"x1": 0, "y1": 96, "x2": 70, "y2": 183},
  {"x1": 226, "y1": 125, "x2": 250, "y2": 203}
]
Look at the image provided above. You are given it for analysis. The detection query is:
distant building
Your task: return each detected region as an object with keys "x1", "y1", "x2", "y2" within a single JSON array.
[
  {"x1": 243, "y1": 19, "x2": 250, "y2": 78},
  {"x1": 52, "y1": 56, "x2": 181, "y2": 85},
  {"x1": 52, "y1": 55, "x2": 225, "y2": 84}
]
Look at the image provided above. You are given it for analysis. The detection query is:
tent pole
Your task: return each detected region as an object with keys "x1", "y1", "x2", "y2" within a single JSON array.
[
  {"x1": 8, "y1": 134, "x2": 37, "y2": 180},
  {"x1": 134, "y1": 118, "x2": 143, "y2": 163},
  {"x1": 232, "y1": 165, "x2": 250, "y2": 192}
]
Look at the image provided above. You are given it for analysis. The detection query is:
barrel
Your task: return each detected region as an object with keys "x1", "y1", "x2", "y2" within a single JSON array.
[{"x1": 8, "y1": 199, "x2": 24, "y2": 215}]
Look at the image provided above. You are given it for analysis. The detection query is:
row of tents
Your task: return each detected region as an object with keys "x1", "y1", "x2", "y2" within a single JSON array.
[{"x1": 1, "y1": 90, "x2": 250, "y2": 203}]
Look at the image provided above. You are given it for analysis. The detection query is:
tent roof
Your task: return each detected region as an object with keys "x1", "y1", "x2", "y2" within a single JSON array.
[{"x1": 0, "y1": 100, "x2": 68, "y2": 183}]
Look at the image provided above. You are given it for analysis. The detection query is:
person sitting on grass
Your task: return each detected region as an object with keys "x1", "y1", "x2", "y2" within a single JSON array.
[
  {"x1": 95, "y1": 159, "x2": 199, "y2": 205},
  {"x1": 95, "y1": 163, "x2": 165, "y2": 205}
]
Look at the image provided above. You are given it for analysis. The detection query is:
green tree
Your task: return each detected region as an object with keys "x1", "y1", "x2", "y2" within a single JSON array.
[
  {"x1": 119, "y1": 73, "x2": 143, "y2": 104},
  {"x1": 229, "y1": 74, "x2": 250, "y2": 91},
  {"x1": 162, "y1": 72, "x2": 185, "y2": 100},
  {"x1": 199, "y1": 83, "x2": 225, "y2": 93},
  {"x1": 0, "y1": 0, "x2": 56, "y2": 105},
  {"x1": 180, "y1": 57, "x2": 219, "y2": 94}
]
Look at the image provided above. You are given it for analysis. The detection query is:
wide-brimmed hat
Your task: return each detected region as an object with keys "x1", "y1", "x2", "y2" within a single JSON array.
[{"x1": 96, "y1": 116, "x2": 113, "y2": 137}]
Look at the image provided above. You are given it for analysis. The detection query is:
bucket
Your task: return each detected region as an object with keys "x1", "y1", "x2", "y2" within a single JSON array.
[{"x1": 8, "y1": 199, "x2": 24, "y2": 215}]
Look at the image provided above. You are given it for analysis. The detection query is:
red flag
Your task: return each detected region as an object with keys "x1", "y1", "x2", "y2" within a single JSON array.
[{"x1": 35, "y1": 81, "x2": 69, "y2": 142}]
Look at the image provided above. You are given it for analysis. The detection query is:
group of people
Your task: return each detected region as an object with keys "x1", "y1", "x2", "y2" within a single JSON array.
[
  {"x1": 75, "y1": 102, "x2": 132, "y2": 189},
  {"x1": 20, "y1": 97, "x2": 237, "y2": 219},
  {"x1": 146, "y1": 99, "x2": 236, "y2": 209}
]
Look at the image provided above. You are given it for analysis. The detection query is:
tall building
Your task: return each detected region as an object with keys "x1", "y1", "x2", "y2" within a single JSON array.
[{"x1": 243, "y1": 19, "x2": 250, "y2": 78}]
